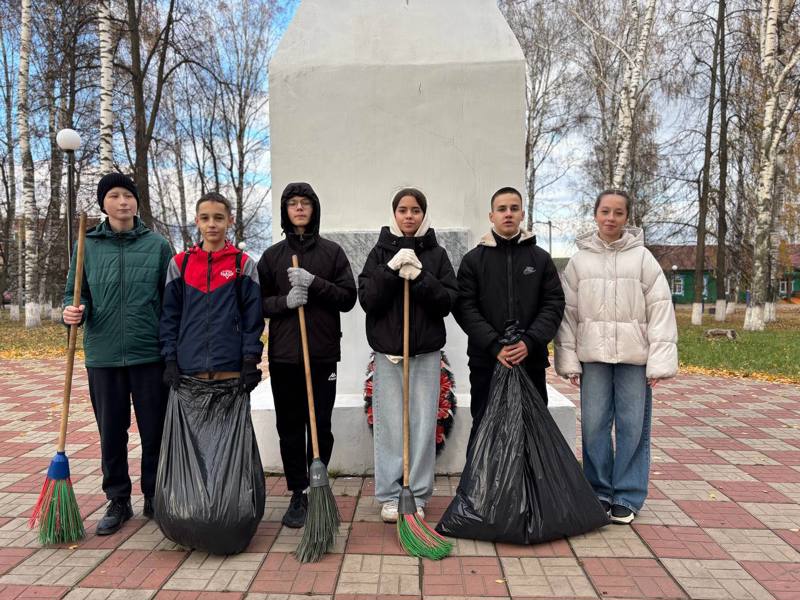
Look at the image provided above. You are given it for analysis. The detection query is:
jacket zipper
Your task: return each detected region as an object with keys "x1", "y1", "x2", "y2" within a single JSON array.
[
  {"x1": 506, "y1": 245, "x2": 515, "y2": 321},
  {"x1": 206, "y1": 251, "x2": 212, "y2": 372},
  {"x1": 120, "y1": 238, "x2": 127, "y2": 365}
]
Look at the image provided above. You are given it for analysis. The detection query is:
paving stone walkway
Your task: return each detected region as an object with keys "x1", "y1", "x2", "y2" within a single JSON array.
[{"x1": 1, "y1": 359, "x2": 799, "y2": 600}]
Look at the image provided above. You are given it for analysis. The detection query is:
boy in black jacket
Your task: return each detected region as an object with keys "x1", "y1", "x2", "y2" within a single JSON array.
[
  {"x1": 455, "y1": 187, "x2": 565, "y2": 445},
  {"x1": 258, "y1": 182, "x2": 357, "y2": 528}
]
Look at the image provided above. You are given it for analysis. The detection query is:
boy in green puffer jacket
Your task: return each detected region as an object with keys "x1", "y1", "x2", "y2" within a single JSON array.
[{"x1": 62, "y1": 173, "x2": 172, "y2": 536}]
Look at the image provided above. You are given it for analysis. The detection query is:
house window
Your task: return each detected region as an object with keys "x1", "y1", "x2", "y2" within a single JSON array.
[
  {"x1": 672, "y1": 275, "x2": 684, "y2": 296},
  {"x1": 779, "y1": 280, "x2": 788, "y2": 295}
]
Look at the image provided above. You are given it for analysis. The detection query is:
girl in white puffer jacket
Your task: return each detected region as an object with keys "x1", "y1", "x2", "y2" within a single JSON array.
[{"x1": 554, "y1": 189, "x2": 677, "y2": 524}]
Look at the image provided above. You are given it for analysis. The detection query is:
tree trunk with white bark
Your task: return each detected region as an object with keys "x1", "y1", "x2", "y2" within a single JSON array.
[
  {"x1": 745, "y1": 0, "x2": 800, "y2": 330},
  {"x1": 99, "y1": 0, "x2": 114, "y2": 173},
  {"x1": 17, "y1": 0, "x2": 39, "y2": 328},
  {"x1": 611, "y1": 0, "x2": 658, "y2": 188}
]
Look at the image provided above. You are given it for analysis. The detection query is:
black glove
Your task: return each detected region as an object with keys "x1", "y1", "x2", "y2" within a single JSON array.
[
  {"x1": 163, "y1": 360, "x2": 180, "y2": 388},
  {"x1": 239, "y1": 358, "x2": 262, "y2": 394}
]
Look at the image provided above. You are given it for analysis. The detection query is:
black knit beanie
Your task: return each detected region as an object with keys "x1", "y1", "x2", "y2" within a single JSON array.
[{"x1": 97, "y1": 173, "x2": 139, "y2": 213}]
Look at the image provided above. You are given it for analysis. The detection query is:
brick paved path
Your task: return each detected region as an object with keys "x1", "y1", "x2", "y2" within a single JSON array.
[{"x1": 1, "y1": 359, "x2": 799, "y2": 599}]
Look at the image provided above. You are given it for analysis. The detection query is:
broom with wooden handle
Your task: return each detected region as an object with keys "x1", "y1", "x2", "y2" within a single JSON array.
[
  {"x1": 292, "y1": 255, "x2": 340, "y2": 563},
  {"x1": 396, "y1": 278, "x2": 452, "y2": 559},
  {"x1": 29, "y1": 213, "x2": 87, "y2": 544}
]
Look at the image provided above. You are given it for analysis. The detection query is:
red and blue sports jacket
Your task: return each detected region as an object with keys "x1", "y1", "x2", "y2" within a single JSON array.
[{"x1": 160, "y1": 241, "x2": 264, "y2": 373}]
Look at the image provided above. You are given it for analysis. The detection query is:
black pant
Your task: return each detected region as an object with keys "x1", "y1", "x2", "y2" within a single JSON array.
[
  {"x1": 467, "y1": 361, "x2": 549, "y2": 450},
  {"x1": 270, "y1": 362, "x2": 337, "y2": 491},
  {"x1": 86, "y1": 362, "x2": 168, "y2": 500}
]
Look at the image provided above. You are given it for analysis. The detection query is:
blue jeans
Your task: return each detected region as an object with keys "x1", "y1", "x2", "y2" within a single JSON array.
[
  {"x1": 580, "y1": 362, "x2": 652, "y2": 513},
  {"x1": 372, "y1": 351, "x2": 440, "y2": 508}
]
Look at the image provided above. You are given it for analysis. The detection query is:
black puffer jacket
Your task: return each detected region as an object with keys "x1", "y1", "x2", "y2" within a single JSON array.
[
  {"x1": 359, "y1": 226, "x2": 458, "y2": 356},
  {"x1": 455, "y1": 229, "x2": 565, "y2": 368},
  {"x1": 258, "y1": 182, "x2": 357, "y2": 364}
]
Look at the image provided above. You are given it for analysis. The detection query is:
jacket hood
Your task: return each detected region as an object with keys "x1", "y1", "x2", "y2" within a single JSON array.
[
  {"x1": 576, "y1": 227, "x2": 644, "y2": 253},
  {"x1": 377, "y1": 225, "x2": 440, "y2": 252},
  {"x1": 88, "y1": 216, "x2": 150, "y2": 239},
  {"x1": 478, "y1": 228, "x2": 536, "y2": 247},
  {"x1": 280, "y1": 182, "x2": 320, "y2": 237}
]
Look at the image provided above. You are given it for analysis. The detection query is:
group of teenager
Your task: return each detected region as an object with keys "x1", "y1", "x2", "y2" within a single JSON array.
[{"x1": 63, "y1": 171, "x2": 677, "y2": 539}]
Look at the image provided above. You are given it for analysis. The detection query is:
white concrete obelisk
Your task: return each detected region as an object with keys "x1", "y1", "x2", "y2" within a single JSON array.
[{"x1": 252, "y1": 0, "x2": 575, "y2": 474}]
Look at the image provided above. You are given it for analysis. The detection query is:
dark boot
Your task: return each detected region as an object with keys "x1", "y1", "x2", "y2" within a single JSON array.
[
  {"x1": 143, "y1": 496, "x2": 154, "y2": 519},
  {"x1": 96, "y1": 498, "x2": 133, "y2": 535},
  {"x1": 281, "y1": 490, "x2": 308, "y2": 528}
]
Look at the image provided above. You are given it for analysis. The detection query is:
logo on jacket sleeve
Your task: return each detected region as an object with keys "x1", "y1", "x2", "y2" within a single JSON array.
[
  {"x1": 523, "y1": 266, "x2": 537, "y2": 275},
  {"x1": 327, "y1": 372, "x2": 337, "y2": 381},
  {"x1": 220, "y1": 269, "x2": 234, "y2": 279}
]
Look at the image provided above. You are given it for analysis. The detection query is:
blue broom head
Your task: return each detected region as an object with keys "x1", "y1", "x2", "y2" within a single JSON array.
[{"x1": 46, "y1": 451, "x2": 71, "y2": 481}]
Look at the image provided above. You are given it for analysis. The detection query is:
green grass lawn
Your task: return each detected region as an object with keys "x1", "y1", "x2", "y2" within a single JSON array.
[{"x1": 676, "y1": 306, "x2": 800, "y2": 383}]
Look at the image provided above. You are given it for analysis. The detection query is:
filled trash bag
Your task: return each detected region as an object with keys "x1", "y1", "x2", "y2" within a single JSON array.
[
  {"x1": 436, "y1": 364, "x2": 609, "y2": 544},
  {"x1": 155, "y1": 376, "x2": 265, "y2": 555}
]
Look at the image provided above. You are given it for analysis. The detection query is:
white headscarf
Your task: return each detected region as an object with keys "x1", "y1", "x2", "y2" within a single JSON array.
[{"x1": 390, "y1": 208, "x2": 431, "y2": 238}]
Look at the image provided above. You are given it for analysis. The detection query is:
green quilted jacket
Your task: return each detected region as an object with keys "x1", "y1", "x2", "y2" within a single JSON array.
[{"x1": 63, "y1": 217, "x2": 173, "y2": 367}]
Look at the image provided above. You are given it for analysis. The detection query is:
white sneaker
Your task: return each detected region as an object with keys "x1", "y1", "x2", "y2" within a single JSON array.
[
  {"x1": 416, "y1": 505, "x2": 425, "y2": 519},
  {"x1": 381, "y1": 501, "x2": 398, "y2": 523}
]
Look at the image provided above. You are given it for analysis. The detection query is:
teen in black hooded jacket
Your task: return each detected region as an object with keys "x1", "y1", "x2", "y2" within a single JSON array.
[{"x1": 257, "y1": 182, "x2": 357, "y2": 528}]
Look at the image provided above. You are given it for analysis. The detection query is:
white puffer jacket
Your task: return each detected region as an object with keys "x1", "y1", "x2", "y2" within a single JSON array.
[{"x1": 554, "y1": 228, "x2": 678, "y2": 379}]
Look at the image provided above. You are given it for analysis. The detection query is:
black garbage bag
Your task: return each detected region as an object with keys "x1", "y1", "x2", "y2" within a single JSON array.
[
  {"x1": 436, "y1": 364, "x2": 609, "y2": 544},
  {"x1": 155, "y1": 376, "x2": 265, "y2": 555}
]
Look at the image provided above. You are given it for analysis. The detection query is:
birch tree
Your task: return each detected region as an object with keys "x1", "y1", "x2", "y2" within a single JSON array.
[
  {"x1": 610, "y1": 0, "x2": 658, "y2": 188},
  {"x1": 745, "y1": 0, "x2": 800, "y2": 330},
  {"x1": 0, "y1": 3, "x2": 19, "y2": 320},
  {"x1": 98, "y1": 0, "x2": 114, "y2": 173},
  {"x1": 17, "y1": 0, "x2": 38, "y2": 327}
]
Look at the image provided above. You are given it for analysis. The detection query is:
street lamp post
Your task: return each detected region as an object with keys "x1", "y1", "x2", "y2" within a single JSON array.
[
  {"x1": 56, "y1": 129, "x2": 82, "y2": 260},
  {"x1": 671, "y1": 264, "x2": 678, "y2": 306}
]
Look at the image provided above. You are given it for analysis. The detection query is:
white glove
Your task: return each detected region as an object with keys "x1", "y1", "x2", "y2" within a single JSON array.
[
  {"x1": 399, "y1": 263, "x2": 421, "y2": 280},
  {"x1": 387, "y1": 248, "x2": 422, "y2": 271}
]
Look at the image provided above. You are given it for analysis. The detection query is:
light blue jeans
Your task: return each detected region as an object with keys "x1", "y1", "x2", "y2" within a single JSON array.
[
  {"x1": 580, "y1": 362, "x2": 652, "y2": 513},
  {"x1": 372, "y1": 351, "x2": 440, "y2": 508}
]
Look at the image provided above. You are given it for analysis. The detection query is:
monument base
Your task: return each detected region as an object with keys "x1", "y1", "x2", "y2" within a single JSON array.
[{"x1": 251, "y1": 381, "x2": 576, "y2": 476}]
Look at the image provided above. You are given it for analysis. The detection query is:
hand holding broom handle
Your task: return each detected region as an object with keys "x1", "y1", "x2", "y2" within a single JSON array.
[
  {"x1": 292, "y1": 255, "x2": 320, "y2": 459},
  {"x1": 59, "y1": 212, "x2": 87, "y2": 453}
]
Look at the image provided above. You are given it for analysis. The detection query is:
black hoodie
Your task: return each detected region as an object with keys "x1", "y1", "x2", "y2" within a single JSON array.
[
  {"x1": 257, "y1": 182, "x2": 357, "y2": 364},
  {"x1": 358, "y1": 226, "x2": 458, "y2": 356}
]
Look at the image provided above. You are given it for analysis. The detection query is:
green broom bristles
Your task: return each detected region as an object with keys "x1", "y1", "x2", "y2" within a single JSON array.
[
  {"x1": 29, "y1": 477, "x2": 85, "y2": 545},
  {"x1": 397, "y1": 513, "x2": 452, "y2": 560},
  {"x1": 295, "y1": 461, "x2": 341, "y2": 563}
]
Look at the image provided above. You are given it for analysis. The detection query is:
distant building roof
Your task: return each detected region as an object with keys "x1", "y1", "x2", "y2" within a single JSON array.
[{"x1": 648, "y1": 244, "x2": 800, "y2": 272}]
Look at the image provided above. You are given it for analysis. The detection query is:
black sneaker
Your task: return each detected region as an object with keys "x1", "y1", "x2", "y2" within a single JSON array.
[
  {"x1": 610, "y1": 504, "x2": 635, "y2": 524},
  {"x1": 600, "y1": 500, "x2": 611, "y2": 514},
  {"x1": 96, "y1": 498, "x2": 133, "y2": 535},
  {"x1": 143, "y1": 496, "x2": 154, "y2": 519},
  {"x1": 282, "y1": 490, "x2": 308, "y2": 528}
]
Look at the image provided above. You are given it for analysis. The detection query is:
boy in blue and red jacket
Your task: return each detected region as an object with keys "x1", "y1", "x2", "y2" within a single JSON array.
[{"x1": 160, "y1": 192, "x2": 264, "y2": 388}]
